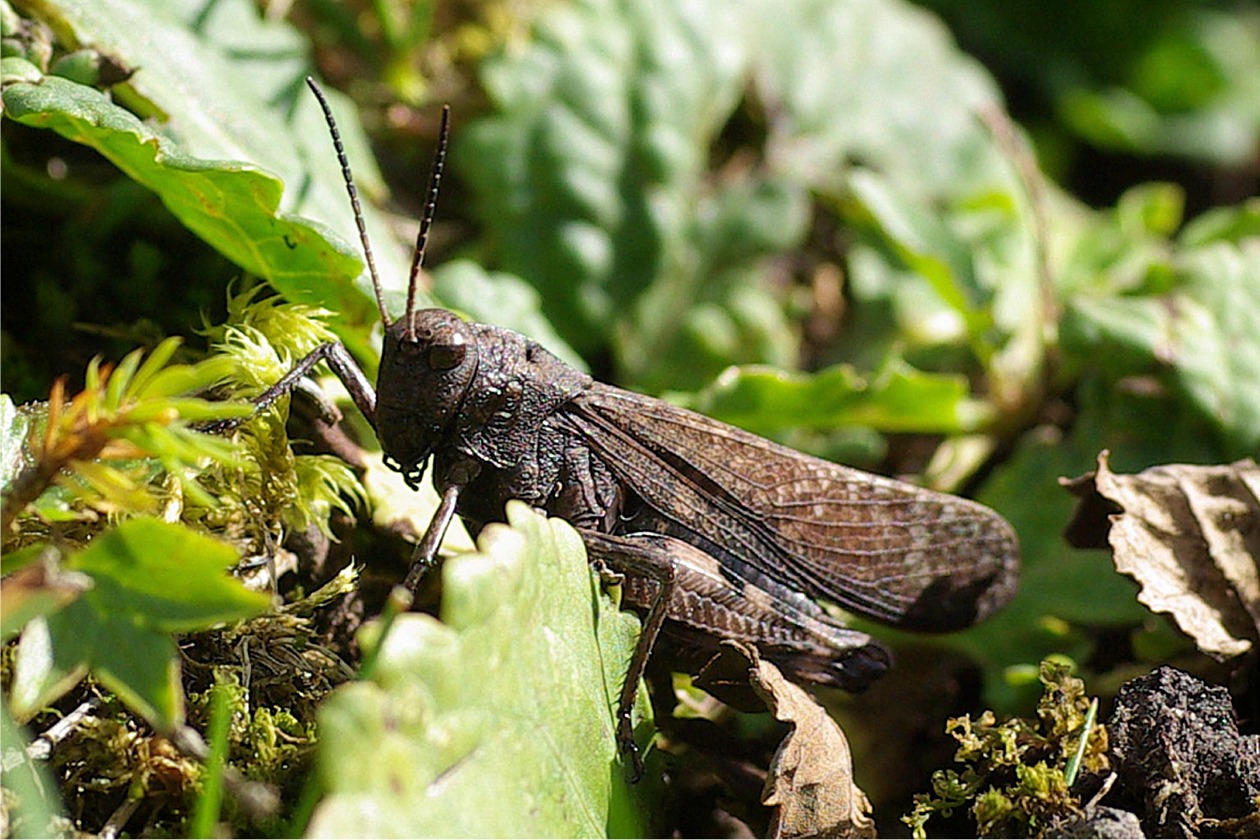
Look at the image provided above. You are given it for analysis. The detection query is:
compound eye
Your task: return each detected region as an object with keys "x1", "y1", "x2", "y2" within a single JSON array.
[{"x1": 428, "y1": 331, "x2": 467, "y2": 370}]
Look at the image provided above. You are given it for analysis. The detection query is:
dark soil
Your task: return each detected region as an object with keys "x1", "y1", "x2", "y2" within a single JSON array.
[{"x1": 1101, "y1": 666, "x2": 1260, "y2": 839}]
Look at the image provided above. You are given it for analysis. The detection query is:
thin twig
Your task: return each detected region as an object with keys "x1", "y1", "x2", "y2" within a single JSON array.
[
  {"x1": 27, "y1": 698, "x2": 101, "y2": 761},
  {"x1": 1085, "y1": 771, "x2": 1118, "y2": 812},
  {"x1": 100, "y1": 796, "x2": 141, "y2": 840},
  {"x1": 978, "y1": 103, "x2": 1057, "y2": 329}
]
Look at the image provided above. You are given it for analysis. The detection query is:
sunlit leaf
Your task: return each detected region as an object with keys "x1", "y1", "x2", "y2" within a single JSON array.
[
  {"x1": 309, "y1": 503, "x2": 650, "y2": 838},
  {"x1": 1062, "y1": 235, "x2": 1260, "y2": 456},
  {"x1": 679, "y1": 358, "x2": 981, "y2": 438},
  {"x1": 0, "y1": 394, "x2": 31, "y2": 494},
  {"x1": 9, "y1": 518, "x2": 269, "y2": 731},
  {"x1": 1, "y1": 0, "x2": 408, "y2": 361}
]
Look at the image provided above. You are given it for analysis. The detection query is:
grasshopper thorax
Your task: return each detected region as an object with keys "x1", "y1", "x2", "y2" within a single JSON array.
[{"x1": 376, "y1": 308, "x2": 479, "y2": 488}]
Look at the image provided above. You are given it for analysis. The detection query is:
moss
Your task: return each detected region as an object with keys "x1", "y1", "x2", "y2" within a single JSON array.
[
  {"x1": 904, "y1": 658, "x2": 1110, "y2": 838},
  {"x1": 2, "y1": 293, "x2": 365, "y2": 835}
]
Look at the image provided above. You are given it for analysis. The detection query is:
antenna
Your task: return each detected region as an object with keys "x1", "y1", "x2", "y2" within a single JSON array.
[
  {"x1": 404, "y1": 104, "x2": 451, "y2": 340},
  {"x1": 305, "y1": 77, "x2": 391, "y2": 329}
]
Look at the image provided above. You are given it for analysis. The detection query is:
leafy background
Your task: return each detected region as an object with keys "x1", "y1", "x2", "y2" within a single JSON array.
[{"x1": 2, "y1": 0, "x2": 1257, "y2": 835}]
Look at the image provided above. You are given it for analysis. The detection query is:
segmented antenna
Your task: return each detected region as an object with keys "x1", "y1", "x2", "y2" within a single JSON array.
[
  {"x1": 305, "y1": 77, "x2": 391, "y2": 329},
  {"x1": 404, "y1": 104, "x2": 451, "y2": 340}
]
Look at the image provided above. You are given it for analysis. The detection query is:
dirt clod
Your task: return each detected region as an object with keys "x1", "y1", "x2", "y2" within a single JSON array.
[{"x1": 1107, "y1": 666, "x2": 1259, "y2": 838}]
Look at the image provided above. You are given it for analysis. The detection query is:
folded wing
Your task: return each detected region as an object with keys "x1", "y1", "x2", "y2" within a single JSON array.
[{"x1": 565, "y1": 386, "x2": 1019, "y2": 631}]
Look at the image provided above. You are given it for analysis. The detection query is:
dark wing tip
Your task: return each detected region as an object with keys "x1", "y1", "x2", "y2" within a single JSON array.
[{"x1": 897, "y1": 522, "x2": 1020, "y2": 632}]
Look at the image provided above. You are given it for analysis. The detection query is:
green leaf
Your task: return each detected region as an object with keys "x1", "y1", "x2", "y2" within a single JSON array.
[
  {"x1": 460, "y1": 0, "x2": 1062, "y2": 397},
  {"x1": 1179, "y1": 198, "x2": 1260, "y2": 248},
  {"x1": 68, "y1": 518, "x2": 268, "y2": 630},
  {"x1": 8, "y1": 518, "x2": 269, "y2": 731},
  {"x1": 127, "y1": 336, "x2": 189, "y2": 396},
  {"x1": 309, "y1": 502, "x2": 650, "y2": 838},
  {"x1": 750, "y1": 0, "x2": 1058, "y2": 395},
  {"x1": 678, "y1": 358, "x2": 982, "y2": 438},
  {"x1": 459, "y1": 0, "x2": 796, "y2": 385},
  {"x1": 0, "y1": 702, "x2": 65, "y2": 838},
  {"x1": 0, "y1": 393, "x2": 30, "y2": 494},
  {"x1": 2, "y1": 0, "x2": 419, "y2": 356},
  {"x1": 1062, "y1": 237, "x2": 1260, "y2": 456},
  {"x1": 431, "y1": 259, "x2": 587, "y2": 371},
  {"x1": 1, "y1": 72, "x2": 364, "y2": 357},
  {"x1": 740, "y1": 0, "x2": 1075, "y2": 400},
  {"x1": 43, "y1": 606, "x2": 184, "y2": 729},
  {"x1": 752, "y1": 0, "x2": 1009, "y2": 195},
  {"x1": 1116, "y1": 182, "x2": 1184, "y2": 239},
  {"x1": 841, "y1": 171, "x2": 992, "y2": 347}
]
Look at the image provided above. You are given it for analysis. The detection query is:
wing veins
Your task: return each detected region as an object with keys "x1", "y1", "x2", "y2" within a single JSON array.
[{"x1": 565, "y1": 398, "x2": 924, "y2": 622}]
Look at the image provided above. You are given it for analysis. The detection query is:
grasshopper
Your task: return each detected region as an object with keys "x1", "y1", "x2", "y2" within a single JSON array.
[{"x1": 225, "y1": 78, "x2": 1019, "y2": 778}]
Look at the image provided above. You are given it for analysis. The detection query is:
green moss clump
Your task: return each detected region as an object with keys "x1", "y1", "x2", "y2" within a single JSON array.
[{"x1": 904, "y1": 658, "x2": 1109, "y2": 838}]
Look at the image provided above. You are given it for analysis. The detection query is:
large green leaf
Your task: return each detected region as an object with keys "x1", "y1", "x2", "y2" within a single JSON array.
[
  {"x1": 459, "y1": 0, "x2": 1065, "y2": 399},
  {"x1": 8, "y1": 518, "x2": 270, "y2": 731},
  {"x1": 1061, "y1": 204, "x2": 1260, "y2": 456},
  {"x1": 2, "y1": 0, "x2": 419, "y2": 357},
  {"x1": 459, "y1": 0, "x2": 799, "y2": 389},
  {"x1": 309, "y1": 503, "x2": 650, "y2": 838},
  {"x1": 752, "y1": 0, "x2": 1007, "y2": 196},
  {"x1": 678, "y1": 358, "x2": 983, "y2": 438}
]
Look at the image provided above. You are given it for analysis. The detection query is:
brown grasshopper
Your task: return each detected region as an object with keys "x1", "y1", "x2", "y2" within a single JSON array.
[{"x1": 226, "y1": 78, "x2": 1019, "y2": 778}]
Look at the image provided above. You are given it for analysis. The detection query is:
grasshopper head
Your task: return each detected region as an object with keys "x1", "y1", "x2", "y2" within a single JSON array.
[{"x1": 375, "y1": 308, "x2": 478, "y2": 488}]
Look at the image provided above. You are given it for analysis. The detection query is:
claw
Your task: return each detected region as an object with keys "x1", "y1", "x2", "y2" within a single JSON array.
[{"x1": 617, "y1": 711, "x2": 645, "y2": 783}]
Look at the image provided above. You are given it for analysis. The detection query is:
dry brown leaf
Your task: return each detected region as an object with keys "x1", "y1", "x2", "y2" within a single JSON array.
[
  {"x1": 1062, "y1": 451, "x2": 1260, "y2": 658},
  {"x1": 715, "y1": 641, "x2": 876, "y2": 838}
]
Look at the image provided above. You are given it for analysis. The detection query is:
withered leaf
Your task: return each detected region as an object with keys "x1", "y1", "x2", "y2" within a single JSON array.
[
  {"x1": 1062, "y1": 451, "x2": 1260, "y2": 658},
  {"x1": 718, "y1": 641, "x2": 876, "y2": 839}
]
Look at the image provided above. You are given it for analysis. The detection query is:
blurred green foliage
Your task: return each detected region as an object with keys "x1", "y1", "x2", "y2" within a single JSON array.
[
  {"x1": 2, "y1": 0, "x2": 1257, "y2": 834},
  {"x1": 914, "y1": 0, "x2": 1260, "y2": 178}
]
